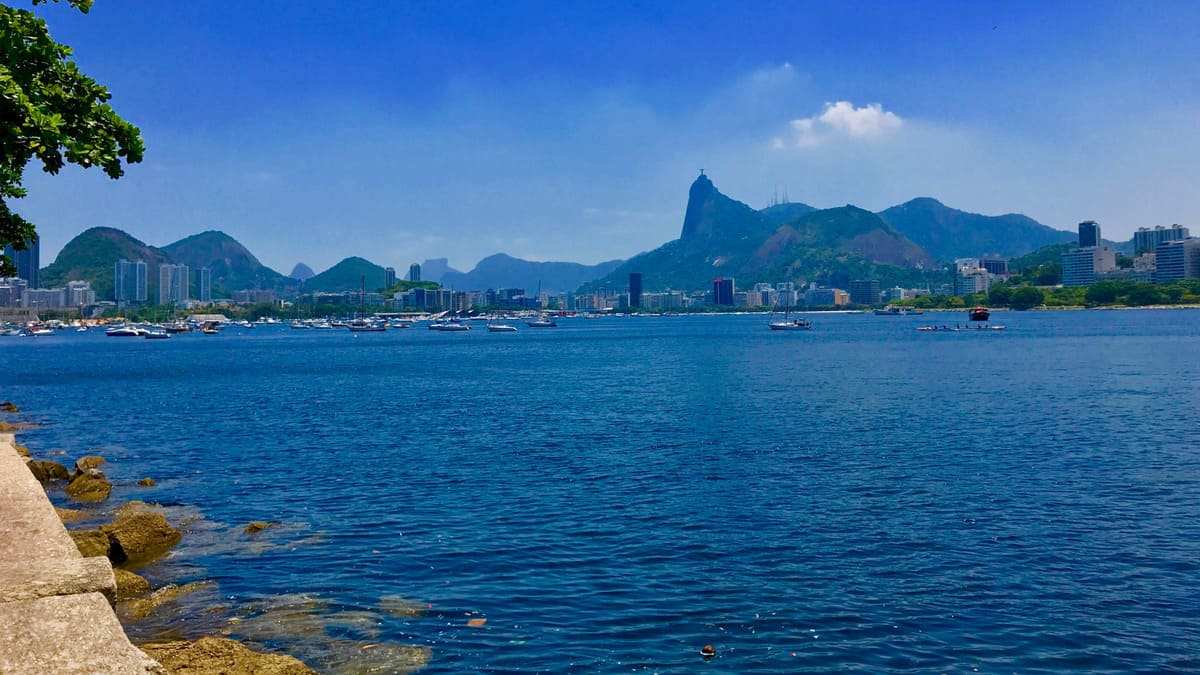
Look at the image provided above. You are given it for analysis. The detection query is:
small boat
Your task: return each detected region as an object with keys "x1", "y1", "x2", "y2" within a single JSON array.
[
  {"x1": 430, "y1": 321, "x2": 470, "y2": 332},
  {"x1": 200, "y1": 324, "x2": 220, "y2": 335},
  {"x1": 164, "y1": 320, "x2": 190, "y2": 333},
  {"x1": 768, "y1": 299, "x2": 812, "y2": 331},
  {"x1": 348, "y1": 319, "x2": 387, "y2": 332},
  {"x1": 144, "y1": 329, "x2": 171, "y2": 339},
  {"x1": 106, "y1": 325, "x2": 149, "y2": 337},
  {"x1": 874, "y1": 305, "x2": 923, "y2": 316},
  {"x1": 969, "y1": 306, "x2": 990, "y2": 322},
  {"x1": 525, "y1": 315, "x2": 557, "y2": 328},
  {"x1": 487, "y1": 323, "x2": 518, "y2": 333}
]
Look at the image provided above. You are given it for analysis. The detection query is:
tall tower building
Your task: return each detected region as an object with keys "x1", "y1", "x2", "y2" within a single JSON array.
[
  {"x1": 1078, "y1": 221, "x2": 1100, "y2": 247},
  {"x1": 629, "y1": 272, "x2": 643, "y2": 308},
  {"x1": 2, "y1": 238, "x2": 39, "y2": 289},
  {"x1": 409, "y1": 263, "x2": 421, "y2": 282},
  {"x1": 198, "y1": 267, "x2": 212, "y2": 302},
  {"x1": 114, "y1": 259, "x2": 147, "y2": 305},
  {"x1": 158, "y1": 264, "x2": 189, "y2": 305},
  {"x1": 384, "y1": 267, "x2": 397, "y2": 287},
  {"x1": 712, "y1": 277, "x2": 734, "y2": 306}
]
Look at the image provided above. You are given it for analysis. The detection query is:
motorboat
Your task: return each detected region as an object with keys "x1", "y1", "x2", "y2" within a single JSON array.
[
  {"x1": 144, "y1": 329, "x2": 171, "y2": 339},
  {"x1": 874, "y1": 305, "x2": 923, "y2": 316},
  {"x1": 525, "y1": 315, "x2": 557, "y2": 328},
  {"x1": 430, "y1": 321, "x2": 470, "y2": 332},
  {"x1": 487, "y1": 323, "x2": 518, "y2": 332},
  {"x1": 106, "y1": 325, "x2": 149, "y2": 337},
  {"x1": 969, "y1": 306, "x2": 991, "y2": 322}
]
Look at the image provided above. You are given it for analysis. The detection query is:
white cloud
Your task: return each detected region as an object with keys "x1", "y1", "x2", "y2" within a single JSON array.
[{"x1": 777, "y1": 101, "x2": 903, "y2": 148}]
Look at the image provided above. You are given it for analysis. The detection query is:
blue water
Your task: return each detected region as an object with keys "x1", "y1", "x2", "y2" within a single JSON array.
[{"x1": 4, "y1": 311, "x2": 1200, "y2": 673}]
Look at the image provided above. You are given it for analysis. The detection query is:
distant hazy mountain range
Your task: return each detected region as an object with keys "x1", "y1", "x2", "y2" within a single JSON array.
[{"x1": 42, "y1": 175, "x2": 1109, "y2": 298}]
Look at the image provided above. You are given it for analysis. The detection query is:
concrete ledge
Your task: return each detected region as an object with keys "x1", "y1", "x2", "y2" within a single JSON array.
[{"x1": 0, "y1": 434, "x2": 163, "y2": 674}]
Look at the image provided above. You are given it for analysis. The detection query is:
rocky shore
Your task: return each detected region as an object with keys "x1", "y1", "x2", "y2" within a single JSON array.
[{"x1": 4, "y1": 402, "x2": 432, "y2": 674}]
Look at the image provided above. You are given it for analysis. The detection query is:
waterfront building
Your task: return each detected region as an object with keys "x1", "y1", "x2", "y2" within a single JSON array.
[
  {"x1": 849, "y1": 279, "x2": 880, "y2": 305},
  {"x1": 158, "y1": 264, "x2": 190, "y2": 306},
  {"x1": 803, "y1": 287, "x2": 849, "y2": 306},
  {"x1": 980, "y1": 255, "x2": 1009, "y2": 276},
  {"x1": 408, "y1": 263, "x2": 421, "y2": 282},
  {"x1": 2, "y1": 238, "x2": 38, "y2": 289},
  {"x1": 1078, "y1": 220, "x2": 1101, "y2": 247},
  {"x1": 232, "y1": 289, "x2": 276, "y2": 304},
  {"x1": 629, "y1": 272, "x2": 642, "y2": 308},
  {"x1": 1153, "y1": 239, "x2": 1200, "y2": 283},
  {"x1": 198, "y1": 267, "x2": 212, "y2": 302},
  {"x1": 0, "y1": 277, "x2": 27, "y2": 307},
  {"x1": 114, "y1": 259, "x2": 147, "y2": 305},
  {"x1": 66, "y1": 281, "x2": 95, "y2": 308},
  {"x1": 1061, "y1": 246, "x2": 1117, "y2": 287},
  {"x1": 1134, "y1": 225, "x2": 1190, "y2": 254},
  {"x1": 712, "y1": 277, "x2": 734, "y2": 306},
  {"x1": 22, "y1": 287, "x2": 66, "y2": 309}
]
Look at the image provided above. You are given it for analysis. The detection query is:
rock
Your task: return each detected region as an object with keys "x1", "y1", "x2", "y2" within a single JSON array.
[
  {"x1": 244, "y1": 521, "x2": 279, "y2": 534},
  {"x1": 70, "y1": 529, "x2": 112, "y2": 558},
  {"x1": 138, "y1": 477, "x2": 156, "y2": 487},
  {"x1": 121, "y1": 581, "x2": 216, "y2": 622},
  {"x1": 14, "y1": 442, "x2": 30, "y2": 456},
  {"x1": 24, "y1": 459, "x2": 68, "y2": 484},
  {"x1": 0, "y1": 401, "x2": 18, "y2": 412},
  {"x1": 25, "y1": 459, "x2": 47, "y2": 483},
  {"x1": 113, "y1": 569, "x2": 150, "y2": 600},
  {"x1": 56, "y1": 507, "x2": 85, "y2": 523},
  {"x1": 0, "y1": 420, "x2": 31, "y2": 432},
  {"x1": 379, "y1": 595, "x2": 426, "y2": 617},
  {"x1": 102, "y1": 511, "x2": 181, "y2": 565},
  {"x1": 73, "y1": 455, "x2": 106, "y2": 476},
  {"x1": 65, "y1": 469, "x2": 112, "y2": 502},
  {"x1": 139, "y1": 636, "x2": 315, "y2": 674}
]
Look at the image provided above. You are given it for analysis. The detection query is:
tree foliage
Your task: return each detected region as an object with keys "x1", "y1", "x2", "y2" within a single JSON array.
[{"x1": 0, "y1": 0, "x2": 143, "y2": 274}]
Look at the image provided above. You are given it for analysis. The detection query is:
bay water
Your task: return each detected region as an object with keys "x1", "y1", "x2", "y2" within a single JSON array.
[{"x1": 3, "y1": 310, "x2": 1199, "y2": 673}]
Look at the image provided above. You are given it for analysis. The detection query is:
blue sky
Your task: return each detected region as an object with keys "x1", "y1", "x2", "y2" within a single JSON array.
[{"x1": 18, "y1": 1, "x2": 1200, "y2": 273}]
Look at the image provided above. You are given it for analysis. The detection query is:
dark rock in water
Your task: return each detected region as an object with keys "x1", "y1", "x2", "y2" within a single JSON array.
[
  {"x1": 25, "y1": 458, "x2": 69, "y2": 483},
  {"x1": 103, "y1": 511, "x2": 182, "y2": 565},
  {"x1": 244, "y1": 521, "x2": 279, "y2": 534},
  {"x1": 65, "y1": 468, "x2": 112, "y2": 502},
  {"x1": 120, "y1": 580, "x2": 216, "y2": 622},
  {"x1": 0, "y1": 401, "x2": 18, "y2": 412},
  {"x1": 139, "y1": 636, "x2": 315, "y2": 674},
  {"x1": 138, "y1": 477, "x2": 156, "y2": 487},
  {"x1": 14, "y1": 442, "x2": 30, "y2": 457},
  {"x1": 113, "y1": 568, "x2": 150, "y2": 600},
  {"x1": 70, "y1": 529, "x2": 112, "y2": 558},
  {"x1": 73, "y1": 455, "x2": 106, "y2": 477}
]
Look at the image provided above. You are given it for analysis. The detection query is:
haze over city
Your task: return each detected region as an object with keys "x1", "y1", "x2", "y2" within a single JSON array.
[{"x1": 15, "y1": 1, "x2": 1200, "y2": 274}]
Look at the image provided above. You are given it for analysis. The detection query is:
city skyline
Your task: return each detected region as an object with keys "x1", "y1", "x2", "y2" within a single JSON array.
[{"x1": 12, "y1": 1, "x2": 1200, "y2": 274}]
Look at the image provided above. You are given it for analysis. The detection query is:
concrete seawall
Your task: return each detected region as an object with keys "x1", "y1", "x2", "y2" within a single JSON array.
[{"x1": 0, "y1": 433, "x2": 163, "y2": 674}]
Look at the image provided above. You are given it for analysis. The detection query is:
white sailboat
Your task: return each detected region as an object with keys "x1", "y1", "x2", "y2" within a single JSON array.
[{"x1": 768, "y1": 297, "x2": 811, "y2": 331}]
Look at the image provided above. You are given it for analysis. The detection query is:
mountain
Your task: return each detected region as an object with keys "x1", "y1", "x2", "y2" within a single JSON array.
[
  {"x1": 161, "y1": 231, "x2": 291, "y2": 297},
  {"x1": 877, "y1": 198, "x2": 1074, "y2": 261},
  {"x1": 289, "y1": 263, "x2": 315, "y2": 281},
  {"x1": 439, "y1": 253, "x2": 623, "y2": 293},
  {"x1": 585, "y1": 174, "x2": 935, "y2": 293},
  {"x1": 417, "y1": 258, "x2": 460, "y2": 284},
  {"x1": 305, "y1": 256, "x2": 388, "y2": 293},
  {"x1": 40, "y1": 227, "x2": 172, "y2": 301}
]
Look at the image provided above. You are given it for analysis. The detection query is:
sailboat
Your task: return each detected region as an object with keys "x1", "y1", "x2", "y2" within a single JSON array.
[
  {"x1": 348, "y1": 276, "x2": 386, "y2": 332},
  {"x1": 768, "y1": 296, "x2": 812, "y2": 331}
]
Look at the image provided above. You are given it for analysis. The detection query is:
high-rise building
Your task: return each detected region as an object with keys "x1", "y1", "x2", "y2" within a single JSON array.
[
  {"x1": 66, "y1": 280, "x2": 95, "y2": 307},
  {"x1": 629, "y1": 272, "x2": 643, "y2": 308},
  {"x1": 1078, "y1": 221, "x2": 1101, "y2": 247},
  {"x1": 712, "y1": 277, "x2": 734, "y2": 306},
  {"x1": 158, "y1": 264, "x2": 189, "y2": 305},
  {"x1": 849, "y1": 279, "x2": 880, "y2": 305},
  {"x1": 1154, "y1": 239, "x2": 1200, "y2": 283},
  {"x1": 409, "y1": 263, "x2": 421, "y2": 282},
  {"x1": 2, "y1": 238, "x2": 39, "y2": 289},
  {"x1": 198, "y1": 267, "x2": 212, "y2": 302},
  {"x1": 979, "y1": 255, "x2": 1009, "y2": 276},
  {"x1": 384, "y1": 267, "x2": 397, "y2": 287},
  {"x1": 114, "y1": 259, "x2": 147, "y2": 305},
  {"x1": 1061, "y1": 246, "x2": 1117, "y2": 286},
  {"x1": 1134, "y1": 225, "x2": 1190, "y2": 254}
]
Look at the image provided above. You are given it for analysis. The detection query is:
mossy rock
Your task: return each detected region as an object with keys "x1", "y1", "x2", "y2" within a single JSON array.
[
  {"x1": 137, "y1": 477, "x2": 156, "y2": 487},
  {"x1": 26, "y1": 459, "x2": 70, "y2": 484},
  {"x1": 74, "y1": 455, "x2": 106, "y2": 473},
  {"x1": 56, "y1": 507, "x2": 85, "y2": 523},
  {"x1": 65, "y1": 469, "x2": 112, "y2": 502},
  {"x1": 0, "y1": 420, "x2": 31, "y2": 432},
  {"x1": 102, "y1": 511, "x2": 181, "y2": 565},
  {"x1": 139, "y1": 636, "x2": 315, "y2": 674},
  {"x1": 244, "y1": 521, "x2": 280, "y2": 534},
  {"x1": 113, "y1": 568, "x2": 151, "y2": 600},
  {"x1": 0, "y1": 401, "x2": 19, "y2": 413},
  {"x1": 14, "y1": 442, "x2": 30, "y2": 457},
  {"x1": 121, "y1": 580, "x2": 216, "y2": 622},
  {"x1": 69, "y1": 529, "x2": 112, "y2": 558}
]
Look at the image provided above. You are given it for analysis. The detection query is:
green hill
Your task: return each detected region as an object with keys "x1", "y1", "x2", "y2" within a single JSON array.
[
  {"x1": 40, "y1": 227, "x2": 171, "y2": 301},
  {"x1": 584, "y1": 174, "x2": 936, "y2": 293},
  {"x1": 877, "y1": 198, "x2": 1074, "y2": 261},
  {"x1": 161, "y1": 230, "x2": 292, "y2": 297},
  {"x1": 305, "y1": 256, "x2": 388, "y2": 293}
]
